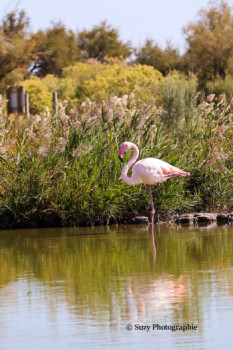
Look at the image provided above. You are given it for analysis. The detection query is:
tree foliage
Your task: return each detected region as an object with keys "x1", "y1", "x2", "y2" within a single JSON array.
[
  {"x1": 0, "y1": 10, "x2": 33, "y2": 92},
  {"x1": 2, "y1": 3, "x2": 233, "y2": 94},
  {"x1": 31, "y1": 23, "x2": 80, "y2": 77},
  {"x1": 135, "y1": 40, "x2": 185, "y2": 75},
  {"x1": 183, "y1": 1, "x2": 233, "y2": 84},
  {"x1": 77, "y1": 21, "x2": 132, "y2": 62}
]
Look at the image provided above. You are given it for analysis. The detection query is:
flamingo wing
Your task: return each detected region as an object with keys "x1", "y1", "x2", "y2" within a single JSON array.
[
  {"x1": 160, "y1": 164, "x2": 190, "y2": 178},
  {"x1": 132, "y1": 158, "x2": 190, "y2": 185}
]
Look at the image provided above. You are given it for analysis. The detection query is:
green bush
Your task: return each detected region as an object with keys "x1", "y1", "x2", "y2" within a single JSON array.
[
  {"x1": 206, "y1": 77, "x2": 233, "y2": 101},
  {"x1": 22, "y1": 77, "x2": 53, "y2": 115},
  {"x1": 23, "y1": 62, "x2": 200, "y2": 116},
  {"x1": 160, "y1": 72, "x2": 199, "y2": 133}
]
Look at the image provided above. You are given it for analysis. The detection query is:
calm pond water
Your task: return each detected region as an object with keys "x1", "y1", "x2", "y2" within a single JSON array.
[{"x1": 0, "y1": 223, "x2": 233, "y2": 350}]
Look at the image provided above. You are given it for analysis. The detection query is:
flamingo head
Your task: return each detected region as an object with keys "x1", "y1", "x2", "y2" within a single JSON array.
[{"x1": 118, "y1": 142, "x2": 131, "y2": 162}]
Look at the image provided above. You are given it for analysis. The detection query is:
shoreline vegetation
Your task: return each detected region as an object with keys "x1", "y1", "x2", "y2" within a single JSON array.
[
  {"x1": 0, "y1": 2, "x2": 233, "y2": 230},
  {"x1": 0, "y1": 74, "x2": 232, "y2": 230}
]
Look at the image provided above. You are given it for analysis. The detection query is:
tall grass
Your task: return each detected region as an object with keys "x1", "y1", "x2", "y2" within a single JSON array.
[{"x1": 0, "y1": 89, "x2": 232, "y2": 228}]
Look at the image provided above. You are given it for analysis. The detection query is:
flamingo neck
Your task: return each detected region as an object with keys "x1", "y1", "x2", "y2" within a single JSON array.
[{"x1": 121, "y1": 143, "x2": 139, "y2": 185}]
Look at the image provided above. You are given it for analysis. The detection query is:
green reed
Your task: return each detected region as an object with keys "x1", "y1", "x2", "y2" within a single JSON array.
[{"x1": 0, "y1": 92, "x2": 232, "y2": 228}]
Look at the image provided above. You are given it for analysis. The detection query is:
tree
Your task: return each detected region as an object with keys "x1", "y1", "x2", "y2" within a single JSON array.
[
  {"x1": 2, "y1": 9, "x2": 30, "y2": 37},
  {"x1": 135, "y1": 40, "x2": 185, "y2": 75},
  {"x1": 0, "y1": 10, "x2": 33, "y2": 89},
  {"x1": 183, "y1": 1, "x2": 233, "y2": 83},
  {"x1": 77, "y1": 21, "x2": 132, "y2": 62},
  {"x1": 31, "y1": 23, "x2": 80, "y2": 77}
]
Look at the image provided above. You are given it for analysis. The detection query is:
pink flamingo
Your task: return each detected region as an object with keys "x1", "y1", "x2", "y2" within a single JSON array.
[{"x1": 118, "y1": 142, "x2": 190, "y2": 253}]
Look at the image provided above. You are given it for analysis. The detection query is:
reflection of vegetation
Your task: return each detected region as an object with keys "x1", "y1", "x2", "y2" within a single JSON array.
[{"x1": 0, "y1": 225, "x2": 233, "y2": 323}]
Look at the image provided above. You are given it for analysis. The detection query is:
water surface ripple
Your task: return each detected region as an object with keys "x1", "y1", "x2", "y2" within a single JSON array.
[{"x1": 0, "y1": 224, "x2": 233, "y2": 349}]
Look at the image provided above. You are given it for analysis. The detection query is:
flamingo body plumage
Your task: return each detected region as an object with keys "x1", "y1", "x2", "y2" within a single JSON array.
[
  {"x1": 118, "y1": 141, "x2": 190, "y2": 186},
  {"x1": 131, "y1": 157, "x2": 189, "y2": 185}
]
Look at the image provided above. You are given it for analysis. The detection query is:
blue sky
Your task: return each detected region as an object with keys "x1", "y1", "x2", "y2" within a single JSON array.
[{"x1": 0, "y1": 0, "x2": 232, "y2": 52}]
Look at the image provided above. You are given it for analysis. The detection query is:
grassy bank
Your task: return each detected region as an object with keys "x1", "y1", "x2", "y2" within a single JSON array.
[{"x1": 0, "y1": 90, "x2": 232, "y2": 229}]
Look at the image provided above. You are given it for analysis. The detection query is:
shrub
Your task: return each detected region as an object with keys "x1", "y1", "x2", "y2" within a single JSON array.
[
  {"x1": 22, "y1": 62, "x2": 199, "y2": 116},
  {"x1": 160, "y1": 72, "x2": 199, "y2": 132},
  {"x1": 49, "y1": 60, "x2": 164, "y2": 104},
  {"x1": 206, "y1": 77, "x2": 233, "y2": 101},
  {"x1": 22, "y1": 77, "x2": 53, "y2": 115}
]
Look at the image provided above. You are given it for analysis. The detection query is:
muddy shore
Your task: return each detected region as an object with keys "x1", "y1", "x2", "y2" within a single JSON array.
[{"x1": 0, "y1": 211, "x2": 232, "y2": 230}]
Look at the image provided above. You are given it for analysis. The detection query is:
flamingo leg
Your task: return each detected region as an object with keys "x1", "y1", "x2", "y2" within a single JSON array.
[
  {"x1": 148, "y1": 185, "x2": 155, "y2": 217},
  {"x1": 148, "y1": 185, "x2": 156, "y2": 258}
]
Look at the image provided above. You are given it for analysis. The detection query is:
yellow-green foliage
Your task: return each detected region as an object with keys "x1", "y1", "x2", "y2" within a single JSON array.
[
  {"x1": 22, "y1": 61, "x2": 197, "y2": 115},
  {"x1": 22, "y1": 77, "x2": 53, "y2": 115},
  {"x1": 81, "y1": 62, "x2": 163, "y2": 102},
  {"x1": 42, "y1": 74, "x2": 60, "y2": 92},
  {"x1": 42, "y1": 59, "x2": 164, "y2": 105}
]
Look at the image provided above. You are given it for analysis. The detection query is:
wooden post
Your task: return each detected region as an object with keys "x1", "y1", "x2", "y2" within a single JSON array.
[
  {"x1": 7, "y1": 86, "x2": 26, "y2": 116},
  {"x1": 18, "y1": 86, "x2": 25, "y2": 114},
  {"x1": 53, "y1": 92, "x2": 58, "y2": 114},
  {"x1": 25, "y1": 93, "x2": 29, "y2": 118},
  {"x1": 7, "y1": 86, "x2": 18, "y2": 115}
]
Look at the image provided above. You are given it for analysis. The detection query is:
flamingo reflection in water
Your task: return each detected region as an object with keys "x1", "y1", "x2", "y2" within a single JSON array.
[{"x1": 125, "y1": 274, "x2": 188, "y2": 320}]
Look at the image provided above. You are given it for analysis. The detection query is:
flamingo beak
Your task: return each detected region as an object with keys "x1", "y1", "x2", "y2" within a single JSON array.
[{"x1": 118, "y1": 147, "x2": 125, "y2": 162}]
